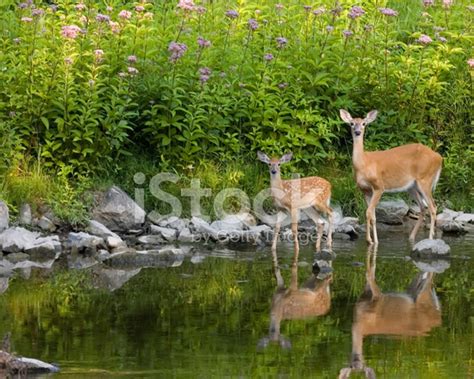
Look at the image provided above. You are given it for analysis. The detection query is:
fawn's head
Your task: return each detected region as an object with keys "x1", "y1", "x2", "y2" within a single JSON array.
[
  {"x1": 339, "y1": 110, "x2": 378, "y2": 139},
  {"x1": 257, "y1": 152, "x2": 293, "y2": 177}
]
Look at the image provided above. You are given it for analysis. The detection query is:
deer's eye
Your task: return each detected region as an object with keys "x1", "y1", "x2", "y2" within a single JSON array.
[{"x1": 361, "y1": 122, "x2": 366, "y2": 126}]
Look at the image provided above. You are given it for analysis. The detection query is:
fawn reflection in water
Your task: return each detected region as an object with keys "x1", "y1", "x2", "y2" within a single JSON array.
[
  {"x1": 339, "y1": 246, "x2": 442, "y2": 378},
  {"x1": 258, "y1": 244, "x2": 332, "y2": 349}
]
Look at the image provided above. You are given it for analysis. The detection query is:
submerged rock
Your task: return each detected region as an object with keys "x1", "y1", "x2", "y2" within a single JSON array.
[
  {"x1": 440, "y1": 220, "x2": 468, "y2": 235},
  {"x1": 376, "y1": 200, "x2": 409, "y2": 225},
  {"x1": 412, "y1": 239, "x2": 450, "y2": 258},
  {"x1": 66, "y1": 232, "x2": 105, "y2": 255},
  {"x1": 103, "y1": 248, "x2": 186, "y2": 268},
  {"x1": 93, "y1": 267, "x2": 142, "y2": 291},
  {"x1": 92, "y1": 186, "x2": 146, "y2": 231}
]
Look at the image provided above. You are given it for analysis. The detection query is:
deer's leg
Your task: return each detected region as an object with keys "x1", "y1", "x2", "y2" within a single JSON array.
[
  {"x1": 272, "y1": 219, "x2": 281, "y2": 253},
  {"x1": 362, "y1": 190, "x2": 373, "y2": 244},
  {"x1": 417, "y1": 181, "x2": 437, "y2": 239},
  {"x1": 322, "y1": 205, "x2": 333, "y2": 250},
  {"x1": 408, "y1": 186, "x2": 426, "y2": 242},
  {"x1": 366, "y1": 190, "x2": 382, "y2": 245},
  {"x1": 291, "y1": 209, "x2": 300, "y2": 261},
  {"x1": 307, "y1": 207, "x2": 323, "y2": 252}
]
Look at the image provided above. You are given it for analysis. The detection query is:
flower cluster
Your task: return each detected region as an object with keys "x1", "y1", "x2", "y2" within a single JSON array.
[
  {"x1": 225, "y1": 10, "x2": 239, "y2": 19},
  {"x1": 96, "y1": 14, "x2": 110, "y2": 23},
  {"x1": 379, "y1": 7, "x2": 398, "y2": 17},
  {"x1": 423, "y1": 0, "x2": 434, "y2": 6},
  {"x1": 417, "y1": 34, "x2": 433, "y2": 44},
  {"x1": 442, "y1": 0, "x2": 453, "y2": 8},
  {"x1": 264, "y1": 53, "x2": 274, "y2": 61},
  {"x1": 197, "y1": 36, "x2": 211, "y2": 48},
  {"x1": 312, "y1": 7, "x2": 325, "y2": 16},
  {"x1": 168, "y1": 41, "x2": 187, "y2": 63},
  {"x1": 248, "y1": 18, "x2": 259, "y2": 31},
  {"x1": 343, "y1": 30, "x2": 353, "y2": 38},
  {"x1": 276, "y1": 37, "x2": 287, "y2": 49},
  {"x1": 61, "y1": 25, "x2": 82, "y2": 39},
  {"x1": 199, "y1": 67, "x2": 211, "y2": 83},
  {"x1": 468, "y1": 59, "x2": 474, "y2": 69},
  {"x1": 177, "y1": 0, "x2": 195, "y2": 11},
  {"x1": 348, "y1": 6, "x2": 365, "y2": 19},
  {"x1": 118, "y1": 10, "x2": 132, "y2": 20}
]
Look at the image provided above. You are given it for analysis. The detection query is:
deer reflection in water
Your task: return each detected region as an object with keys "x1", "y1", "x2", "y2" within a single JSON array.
[
  {"x1": 339, "y1": 246, "x2": 442, "y2": 378},
  {"x1": 258, "y1": 245, "x2": 332, "y2": 349}
]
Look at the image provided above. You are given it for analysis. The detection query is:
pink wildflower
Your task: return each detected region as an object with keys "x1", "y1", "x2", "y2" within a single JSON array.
[
  {"x1": 177, "y1": 0, "x2": 195, "y2": 11},
  {"x1": 127, "y1": 55, "x2": 137, "y2": 63},
  {"x1": 417, "y1": 34, "x2": 433, "y2": 44},
  {"x1": 467, "y1": 59, "x2": 474, "y2": 68},
  {"x1": 135, "y1": 5, "x2": 145, "y2": 12},
  {"x1": 61, "y1": 25, "x2": 82, "y2": 39},
  {"x1": 21, "y1": 17, "x2": 33, "y2": 22},
  {"x1": 118, "y1": 10, "x2": 132, "y2": 20}
]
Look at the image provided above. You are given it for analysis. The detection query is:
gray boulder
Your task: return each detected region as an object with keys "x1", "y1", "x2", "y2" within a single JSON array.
[
  {"x1": 150, "y1": 225, "x2": 177, "y2": 241},
  {"x1": 412, "y1": 260, "x2": 450, "y2": 273},
  {"x1": 92, "y1": 186, "x2": 146, "y2": 231},
  {"x1": 0, "y1": 201, "x2": 9, "y2": 232},
  {"x1": 376, "y1": 200, "x2": 409, "y2": 225},
  {"x1": 156, "y1": 216, "x2": 188, "y2": 232},
  {"x1": 24, "y1": 235, "x2": 62, "y2": 260},
  {"x1": 412, "y1": 239, "x2": 450, "y2": 258},
  {"x1": 87, "y1": 220, "x2": 126, "y2": 249},
  {"x1": 5, "y1": 252, "x2": 30, "y2": 264},
  {"x1": 0, "y1": 227, "x2": 39, "y2": 253},
  {"x1": 440, "y1": 220, "x2": 468, "y2": 235},
  {"x1": 66, "y1": 232, "x2": 105, "y2": 254},
  {"x1": 178, "y1": 228, "x2": 199, "y2": 243},
  {"x1": 93, "y1": 267, "x2": 141, "y2": 291},
  {"x1": 35, "y1": 216, "x2": 56, "y2": 232},
  {"x1": 19, "y1": 203, "x2": 32, "y2": 225},
  {"x1": 455, "y1": 213, "x2": 474, "y2": 224},
  {"x1": 104, "y1": 248, "x2": 186, "y2": 268},
  {"x1": 190, "y1": 216, "x2": 219, "y2": 240},
  {"x1": 436, "y1": 209, "x2": 460, "y2": 226},
  {"x1": 137, "y1": 234, "x2": 165, "y2": 245}
]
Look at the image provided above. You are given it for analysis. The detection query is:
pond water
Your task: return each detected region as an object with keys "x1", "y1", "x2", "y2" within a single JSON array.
[{"x1": 0, "y1": 231, "x2": 473, "y2": 378}]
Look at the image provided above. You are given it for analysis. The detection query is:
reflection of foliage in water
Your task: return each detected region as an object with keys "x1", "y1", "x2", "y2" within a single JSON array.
[{"x1": 0, "y1": 252, "x2": 472, "y2": 377}]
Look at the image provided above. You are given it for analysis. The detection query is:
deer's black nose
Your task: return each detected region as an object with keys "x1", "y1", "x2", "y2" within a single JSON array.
[
  {"x1": 271, "y1": 170, "x2": 277, "y2": 175},
  {"x1": 354, "y1": 130, "x2": 361, "y2": 136}
]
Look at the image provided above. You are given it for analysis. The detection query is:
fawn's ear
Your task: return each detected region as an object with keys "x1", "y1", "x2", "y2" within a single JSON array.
[
  {"x1": 279, "y1": 152, "x2": 293, "y2": 164},
  {"x1": 257, "y1": 151, "x2": 271, "y2": 164},
  {"x1": 339, "y1": 109, "x2": 353, "y2": 124},
  {"x1": 364, "y1": 110, "x2": 378, "y2": 124}
]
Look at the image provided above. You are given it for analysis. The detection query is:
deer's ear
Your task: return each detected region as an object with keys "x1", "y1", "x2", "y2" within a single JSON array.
[
  {"x1": 339, "y1": 109, "x2": 353, "y2": 124},
  {"x1": 364, "y1": 110, "x2": 378, "y2": 124},
  {"x1": 279, "y1": 152, "x2": 293, "y2": 164},
  {"x1": 257, "y1": 151, "x2": 270, "y2": 164}
]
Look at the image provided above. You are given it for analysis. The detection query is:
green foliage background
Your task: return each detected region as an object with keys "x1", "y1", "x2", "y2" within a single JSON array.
[{"x1": 0, "y1": 0, "x2": 473, "y2": 217}]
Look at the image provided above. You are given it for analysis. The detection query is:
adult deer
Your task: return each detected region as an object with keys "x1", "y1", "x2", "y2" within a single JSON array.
[
  {"x1": 339, "y1": 247, "x2": 441, "y2": 378},
  {"x1": 257, "y1": 152, "x2": 333, "y2": 253},
  {"x1": 258, "y1": 244, "x2": 332, "y2": 349},
  {"x1": 339, "y1": 110, "x2": 442, "y2": 245}
]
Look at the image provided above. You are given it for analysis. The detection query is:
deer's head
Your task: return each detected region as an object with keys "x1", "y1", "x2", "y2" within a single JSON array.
[
  {"x1": 257, "y1": 152, "x2": 293, "y2": 177},
  {"x1": 339, "y1": 110, "x2": 378, "y2": 139}
]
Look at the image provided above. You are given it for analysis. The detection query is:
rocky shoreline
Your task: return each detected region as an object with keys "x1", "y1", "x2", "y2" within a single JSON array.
[{"x1": 0, "y1": 186, "x2": 473, "y2": 287}]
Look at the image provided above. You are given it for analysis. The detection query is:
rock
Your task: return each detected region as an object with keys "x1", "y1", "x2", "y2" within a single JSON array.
[
  {"x1": 333, "y1": 232, "x2": 351, "y2": 240},
  {"x1": 137, "y1": 234, "x2": 165, "y2": 245},
  {"x1": 455, "y1": 213, "x2": 474, "y2": 224},
  {"x1": 104, "y1": 248, "x2": 186, "y2": 268},
  {"x1": 440, "y1": 221, "x2": 468, "y2": 235},
  {"x1": 24, "y1": 235, "x2": 62, "y2": 260},
  {"x1": 93, "y1": 267, "x2": 141, "y2": 291},
  {"x1": 412, "y1": 239, "x2": 450, "y2": 258},
  {"x1": 106, "y1": 236, "x2": 126, "y2": 249},
  {"x1": 190, "y1": 216, "x2": 219, "y2": 240},
  {"x1": 98, "y1": 249, "x2": 111, "y2": 262},
  {"x1": 436, "y1": 209, "x2": 460, "y2": 226},
  {"x1": 0, "y1": 277, "x2": 9, "y2": 294},
  {"x1": 66, "y1": 232, "x2": 105, "y2": 254},
  {"x1": 5, "y1": 252, "x2": 30, "y2": 264},
  {"x1": 178, "y1": 228, "x2": 199, "y2": 243},
  {"x1": 8, "y1": 356, "x2": 60, "y2": 374},
  {"x1": 35, "y1": 216, "x2": 56, "y2": 232},
  {"x1": 0, "y1": 201, "x2": 9, "y2": 232},
  {"x1": 0, "y1": 227, "x2": 39, "y2": 253},
  {"x1": 18, "y1": 203, "x2": 32, "y2": 225},
  {"x1": 110, "y1": 246, "x2": 136, "y2": 255},
  {"x1": 67, "y1": 255, "x2": 98, "y2": 269},
  {"x1": 92, "y1": 186, "x2": 146, "y2": 231},
  {"x1": 375, "y1": 200, "x2": 409, "y2": 225},
  {"x1": 156, "y1": 216, "x2": 188, "y2": 232},
  {"x1": 412, "y1": 259, "x2": 450, "y2": 273},
  {"x1": 190, "y1": 253, "x2": 205, "y2": 264},
  {"x1": 150, "y1": 225, "x2": 177, "y2": 241},
  {"x1": 87, "y1": 220, "x2": 124, "y2": 242}
]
